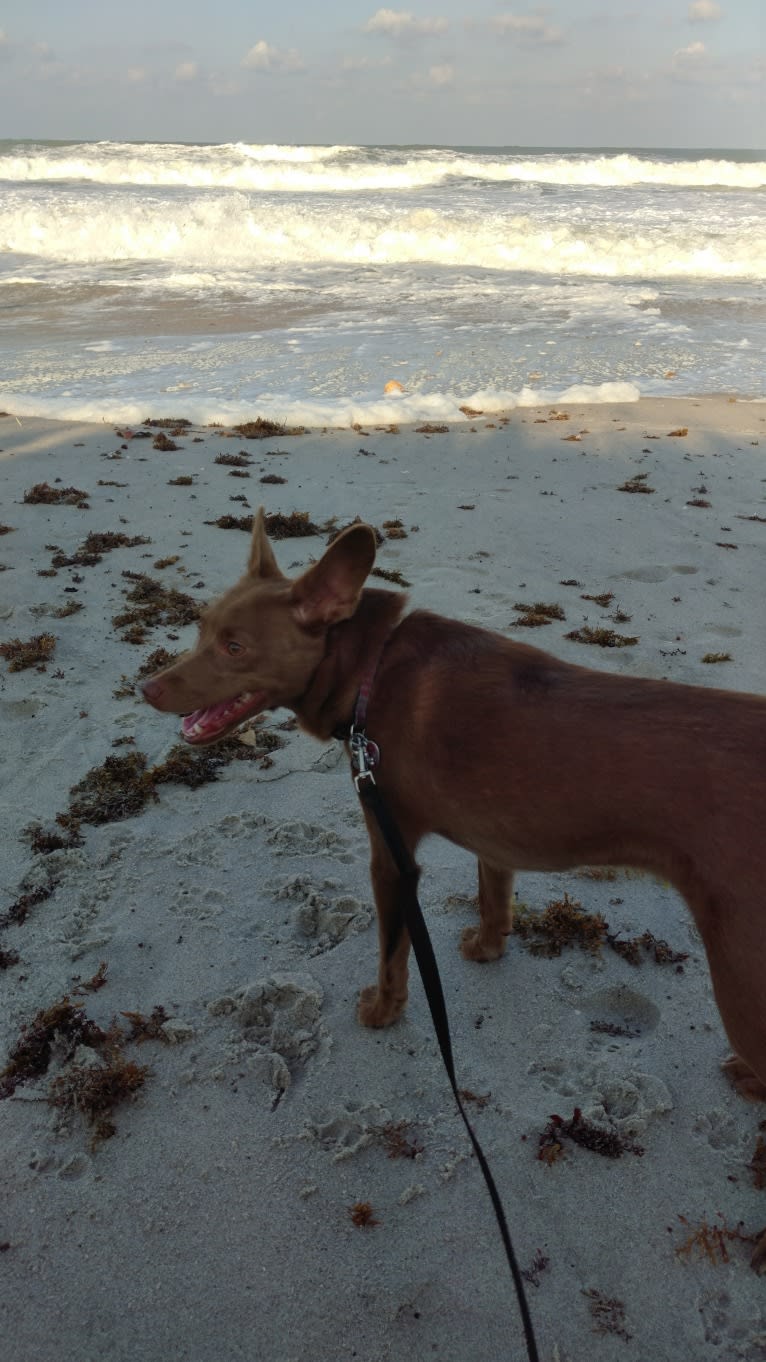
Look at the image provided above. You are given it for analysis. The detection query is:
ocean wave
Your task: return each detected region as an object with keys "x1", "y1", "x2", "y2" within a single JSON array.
[
  {"x1": 1, "y1": 142, "x2": 764, "y2": 191},
  {"x1": 3, "y1": 194, "x2": 762, "y2": 279}
]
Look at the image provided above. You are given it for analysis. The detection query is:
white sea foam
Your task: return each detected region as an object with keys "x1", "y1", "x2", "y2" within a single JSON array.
[
  {"x1": 3, "y1": 193, "x2": 763, "y2": 279},
  {"x1": 1, "y1": 142, "x2": 764, "y2": 190},
  {"x1": 0, "y1": 381, "x2": 641, "y2": 428}
]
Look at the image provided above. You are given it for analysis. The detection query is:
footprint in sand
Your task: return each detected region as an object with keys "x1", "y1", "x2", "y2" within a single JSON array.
[
  {"x1": 528, "y1": 1054, "x2": 673, "y2": 1137},
  {"x1": 698, "y1": 1288, "x2": 766, "y2": 1353},
  {"x1": 169, "y1": 884, "x2": 226, "y2": 921},
  {"x1": 208, "y1": 972, "x2": 325, "y2": 1101},
  {"x1": 266, "y1": 820, "x2": 353, "y2": 861},
  {"x1": 580, "y1": 984, "x2": 660, "y2": 1039},
  {"x1": 293, "y1": 1100, "x2": 394, "y2": 1161},
  {"x1": 273, "y1": 873, "x2": 371, "y2": 954}
]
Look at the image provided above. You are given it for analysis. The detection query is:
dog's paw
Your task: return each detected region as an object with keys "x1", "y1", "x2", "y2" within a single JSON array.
[
  {"x1": 357, "y1": 985, "x2": 406, "y2": 1028},
  {"x1": 721, "y1": 1054, "x2": 766, "y2": 1103},
  {"x1": 460, "y1": 925, "x2": 507, "y2": 963}
]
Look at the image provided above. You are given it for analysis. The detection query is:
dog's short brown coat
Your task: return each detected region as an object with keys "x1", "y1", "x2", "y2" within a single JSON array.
[{"x1": 143, "y1": 512, "x2": 766, "y2": 1253}]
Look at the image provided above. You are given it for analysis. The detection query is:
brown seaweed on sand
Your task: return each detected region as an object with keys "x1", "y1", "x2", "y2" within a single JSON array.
[
  {"x1": 23, "y1": 481, "x2": 90, "y2": 508},
  {"x1": 0, "y1": 632, "x2": 56, "y2": 672}
]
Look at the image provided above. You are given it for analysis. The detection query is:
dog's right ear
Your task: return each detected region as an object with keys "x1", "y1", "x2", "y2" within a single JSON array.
[
  {"x1": 247, "y1": 507, "x2": 283, "y2": 580},
  {"x1": 290, "y1": 523, "x2": 377, "y2": 628}
]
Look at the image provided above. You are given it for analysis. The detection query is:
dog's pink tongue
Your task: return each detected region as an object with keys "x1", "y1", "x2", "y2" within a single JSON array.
[{"x1": 181, "y1": 691, "x2": 266, "y2": 742}]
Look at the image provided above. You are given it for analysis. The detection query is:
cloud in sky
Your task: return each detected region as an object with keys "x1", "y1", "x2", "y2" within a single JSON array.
[
  {"x1": 363, "y1": 9, "x2": 449, "y2": 38},
  {"x1": 0, "y1": 2, "x2": 760, "y2": 148},
  {"x1": 241, "y1": 40, "x2": 305, "y2": 72},
  {"x1": 428, "y1": 62, "x2": 454, "y2": 86},
  {"x1": 688, "y1": 1, "x2": 722, "y2": 20},
  {"x1": 673, "y1": 39, "x2": 707, "y2": 65}
]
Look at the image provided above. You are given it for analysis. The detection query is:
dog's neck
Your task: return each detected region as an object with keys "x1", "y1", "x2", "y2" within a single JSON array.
[{"x1": 292, "y1": 587, "x2": 408, "y2": 741}]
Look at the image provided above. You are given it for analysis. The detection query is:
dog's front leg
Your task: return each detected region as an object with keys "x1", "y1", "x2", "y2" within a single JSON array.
[
  {"x1": 460, "y1": 859, "x2": 514, "y2": 962},
  {"x1": 357, "y1": 814, "x2": 413, "y2": 1028}
]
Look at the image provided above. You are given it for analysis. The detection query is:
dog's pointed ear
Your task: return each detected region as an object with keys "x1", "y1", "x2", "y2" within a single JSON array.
[
  {"x1": 248, "y1": 507, "x2": 283, "y2": 579},
  {"x1": 290, "y1": 524, "x2": 377, "y2": 628}
]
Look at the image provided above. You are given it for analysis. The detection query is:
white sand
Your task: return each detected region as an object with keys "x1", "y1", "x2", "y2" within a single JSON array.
[{"x1": 1, "y1": 397, "x2": 765, "y2": 1361}]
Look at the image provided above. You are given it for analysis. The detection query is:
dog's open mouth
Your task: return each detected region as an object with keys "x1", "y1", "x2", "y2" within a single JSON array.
[{"x1": 181, "y1": 690, "x2": 268, "y2": 744}]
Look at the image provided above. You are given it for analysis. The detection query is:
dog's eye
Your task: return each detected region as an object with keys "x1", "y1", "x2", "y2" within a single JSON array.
[{"x1": 225, "y1": 640, "x2": 244, "y2": 656}]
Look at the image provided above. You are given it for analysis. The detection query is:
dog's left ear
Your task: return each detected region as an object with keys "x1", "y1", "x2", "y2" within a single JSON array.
[
  {"x1": 248, "y1": 507, "x2": 284, "y2": 580},
  {"x1": 291, "y1": 524, "x2": 377, "y2": 627}
]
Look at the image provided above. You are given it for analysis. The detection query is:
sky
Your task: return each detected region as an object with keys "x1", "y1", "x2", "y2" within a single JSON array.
[{"x1": 0, "y1": 1, "x2": 762, "y2": 148}]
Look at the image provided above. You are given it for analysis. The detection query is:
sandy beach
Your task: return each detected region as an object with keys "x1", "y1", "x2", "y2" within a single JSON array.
[{"x1": 1, "y1": 395, "x2": 765, "y2": 1362}]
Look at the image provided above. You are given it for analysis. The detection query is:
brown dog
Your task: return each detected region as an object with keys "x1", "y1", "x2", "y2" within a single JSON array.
[{"x1": 142, "y1": 511, "x2": 766, "y2": 1133}]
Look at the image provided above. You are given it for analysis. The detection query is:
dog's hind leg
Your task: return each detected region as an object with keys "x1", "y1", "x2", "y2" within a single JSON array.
[{"x1": 460, "y1": 860, "x2": 515, "y2": 962}]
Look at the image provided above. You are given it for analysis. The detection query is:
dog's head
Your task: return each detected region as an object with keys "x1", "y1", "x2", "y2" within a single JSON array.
[{"x1": 141, "y1": 509, "x2": 377, "y2": 745}]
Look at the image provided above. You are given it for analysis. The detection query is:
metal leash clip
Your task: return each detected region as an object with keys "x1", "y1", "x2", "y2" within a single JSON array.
[{"x1": 349, "y1": 727, "x2": 380, "y2": 790}]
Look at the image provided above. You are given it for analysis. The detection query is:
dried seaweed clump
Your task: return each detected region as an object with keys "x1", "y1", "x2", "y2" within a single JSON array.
[
  {"x1": 514, "y1": 894, "x2": 607, "y2": 957},
  {"x1": 49, "y1": 1054, "x2": 148, "y2": 1144},
  {"x1": 702, "y1": 652, "x2": 732, "y2": 664},
  {"x1": 617, "y1": 473, "x2": 654, "y2": 494},
  {"x1": 22, "y1": 822, "x2": 81, "y2": 855},
  {"x1": 538, "y1": 1108, "x2": 643, "y2": 1164},
  {"x1": 583, "y1": 1289, "x2": 633, "y2": 1343},
  {"x1": 515, "y1": 895, "x2": 686, "y2": 969},
  {"x1": 50, "y1": 729, "x2": 285, "y2": 836},
  {"x1": 607, "y1": 929, "x2": 687, "y2": 968},
  {"x1": 0, "y1": 989, "x2": 184, "y2": 1145},
  {"x1": 152, "y1": 433, "x2": 180, "y2": 451},
  {"x1": 233, "y1": 418, "x2": 304, "y2": 439},
  {"x1": 581, "y1": 591, "x2": 614, "y2": 608},
  {"x1": 215, "y1": 452, "x2": 251, "y2": 467},
  {"x1": 61, "y1": 752, "x2": 158, "y2": 829},
  {"x1": 565, "y1": 625, "x2": 639, "y2": 648},
  {"x1": 512, "y1": 601, "x2": 565, "y2": 628},
  {"x1": 23, "y1": 481, "x2": 90, "y2": 508},
  {"x1": 0, "y1": 883, "x2": 57, "y2": 932},
  {"x1": 51, "y1": 531, "x2": 151, "y2": 568},
  {"x1": 379, "y1": 1120, "x2": 424, "y2": 1160},
  {"x1": 382, "y1": 519, "x2": 407, "y2": 540},
  {"x1": 135, "y1": 647, "x2": 180, "y2": 681},
  {"x1": 0, "y1": 997, "x2": 108, "y2": 1099},
  {"x1": 371, "y1": 566, "x2": 411, "y2": 588},
  {"x1": 265, "y1": 511, "x2": 322, "y2": 539},
  {"x1": 0, "y1": 632, "x2": 56, "y2": 672},
  {"x1": 120, "y1": 1005, "x2": 169, "y2": 1043},
  {"x1": 112, "y1": 571, "x2": 201, "y2": 643},
  {"x1": 152, "y1": 732, "x2": 282, "y2": 790},
  {"x1": 206, "y1": 510, "x2": 327, "y2": 537},
  {"x1": 349, "y1": 1201, "x2": 380, "y2": 1228},
  {"x1": 676, "y1": 1214, "x2": 757, "y2": 1265}
]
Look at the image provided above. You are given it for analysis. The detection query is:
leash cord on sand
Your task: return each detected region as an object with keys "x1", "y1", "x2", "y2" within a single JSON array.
[{"x1": 357, "y1": 777, "x2": 541, "y2": 1362}]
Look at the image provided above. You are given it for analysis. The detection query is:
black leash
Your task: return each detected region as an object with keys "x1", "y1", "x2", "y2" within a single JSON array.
[{"x1": 352, "y1": 738, "x2": 541, "y2": 1362}]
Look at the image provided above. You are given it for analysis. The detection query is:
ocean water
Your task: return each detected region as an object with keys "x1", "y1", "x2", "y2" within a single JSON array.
[{"x1": 1, "y1": 140, "x2": 764, "y2": 424}]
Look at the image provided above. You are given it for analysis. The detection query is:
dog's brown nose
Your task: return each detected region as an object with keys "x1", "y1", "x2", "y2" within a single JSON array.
[{"x1": 141, "y1": 676, "x2": 165, "y2": 705}]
